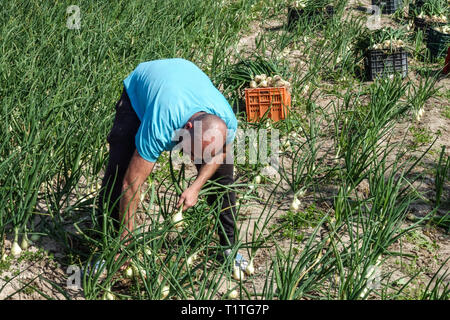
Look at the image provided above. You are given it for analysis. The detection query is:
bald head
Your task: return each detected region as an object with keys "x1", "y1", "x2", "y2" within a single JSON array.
[
  {"x1": 194, "y1": 113, "x2": 227, "y2": 139},
  {"x1": 183, "y1": 112, "x2": 227, "y2": 163}
]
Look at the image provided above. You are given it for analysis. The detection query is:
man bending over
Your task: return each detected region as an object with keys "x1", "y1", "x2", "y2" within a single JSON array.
[{"x1": 98, "y1": 58, "x2": 248, "y2": 271}]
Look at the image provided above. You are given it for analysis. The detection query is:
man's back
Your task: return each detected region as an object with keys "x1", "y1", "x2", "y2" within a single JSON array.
[{"x1": 123, "y1": 58, "x2": 237, "y2": 162}]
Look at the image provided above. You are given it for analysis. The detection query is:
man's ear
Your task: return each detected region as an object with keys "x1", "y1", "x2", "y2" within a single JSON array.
[{"x1": 185, "y1": 121, "x2": 193, "y2": 130}]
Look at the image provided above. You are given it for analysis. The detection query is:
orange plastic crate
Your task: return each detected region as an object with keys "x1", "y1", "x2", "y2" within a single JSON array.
[{"x1": 244, "y1": 87, "x2": 291, "y2": 122}]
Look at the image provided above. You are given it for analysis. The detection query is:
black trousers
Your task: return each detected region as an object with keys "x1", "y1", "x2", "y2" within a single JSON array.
[{"x1": 98, "y1": 88, "x2": 237, "y2": 246}]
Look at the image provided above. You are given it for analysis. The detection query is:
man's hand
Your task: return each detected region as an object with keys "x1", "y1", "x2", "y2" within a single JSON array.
[
  {"x1": 177, "y1": 185, "x2": 200, "y2": 211},
  {"x1": 176, "y1": 152, "x2": 226, "y2": 211}
]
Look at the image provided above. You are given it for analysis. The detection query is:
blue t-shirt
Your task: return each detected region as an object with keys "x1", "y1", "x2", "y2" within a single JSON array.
[{"x1": 123, "y1": 58, "x2": 237, "y2": 163}]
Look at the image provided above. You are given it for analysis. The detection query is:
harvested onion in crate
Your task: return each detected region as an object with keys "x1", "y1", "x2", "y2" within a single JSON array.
[{"x1": 250, "y1": 73, "x2": 291, "y2": 91}]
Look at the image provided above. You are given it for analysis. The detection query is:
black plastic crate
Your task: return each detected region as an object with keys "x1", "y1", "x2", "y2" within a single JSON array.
[
  {"x1": 323, "y1": 5, "x2": 335, "y2": 16},
  {"x1": 427, "y1": 28, "x2": 450, "y2": 59},
  {"x1": 287, "y1": 5, "x2": 334, "y2": 30},
  {"x1": 287, "y1": 6, "x2": 305, "y2": 29},
  {"x1": 371, "y1": 0, "x2": 403, "y2": 14},
  {"x1": 366, "y1": 48, "x2": 408, "y2": 80},
  {"x1": 414, "y1": 16, "x2": 430, "y2": 39},
  {"x1": 408, "y1": 0, "x2": 425, "y2": 16},
  {"x1": 414, "y1": 16, "x2": 446, "y2": 30},
  {"x1": 414, "y1": 16, "x2": 428, "y2": 30},
  {"x1": 414, "y1": 17, "x2": 446, "y2": 40}
]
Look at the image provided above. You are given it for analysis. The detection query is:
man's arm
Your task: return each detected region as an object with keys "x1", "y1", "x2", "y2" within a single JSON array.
[
  {"x1": 177, "y1": 151, "x2": 226, "y2": 211},
  {"x1": 120, "y1": 150, "x2": 155, "y2": 241}
]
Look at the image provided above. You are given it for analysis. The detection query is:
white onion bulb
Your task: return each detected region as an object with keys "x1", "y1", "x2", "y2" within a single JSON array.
[
  {"x1": 245, "y1": 260, "x2": 255, "y2": 276},
  {"x1": 172, "y1": 208, "x2": 184, "y2": 230},
  {"x1": 274, "y1": 80, "x2": 284, "y2": 87},
  {"x1": 419, "y1": 108, "x2": 424, "y2": 117},
  {"x1": 229, "y1": 289, "x2": 239, "y2": 299},
  {"x1": 144, "y1": 247, "x2": 153, "y2": 256},
  {"x1": 254, "y1": 175, "x2": 262, "y2": 184},
  {"x1": 20, "y1": 238, "x2": 29, "y2": 250},
  {"x1": 366, "y1": 265, "x2": 377, "y2": 279},
  {"x1": 290, "y1": 197, "x2": 301, "y2": 211},
  {"x1": 282, "y1": 140, "x2": 291, "y2": 148},
  {"x1": 416, "y1": 113, "x2": 421, "y2": 122},
  {"x1": 359, "y1": 287, "x2": 369, "y2": 299},
  {"x1": 103, "y1": 291, "x2": 115, "y2": 300},
  {"x1": 11, "y1": 241, "x2": 22, "y2": 257},
  {"x1": 186, "y1": 252, "x2": 198, "y2": 267},
  {"x1": 233, "y1": 265, "x2": 245, "y2": 281},
  {"x1": 297, "y1": 188, "x2": 307, "y2": 198},
  {"x1": 249, "y1": 80, "x2": 257, "y2": 88},
  {"x1": 302, "y1": 84, "x2": 309, "y2": 94},
  {"x1": 124, "y1": 266, "x2": 134, "y2": 279},
  {"x1": 161, "y1": 286, "x2": 170, "y2": 299},
  {"x1": 259, "y1": 80, "x2": 268, "y2": 88}
]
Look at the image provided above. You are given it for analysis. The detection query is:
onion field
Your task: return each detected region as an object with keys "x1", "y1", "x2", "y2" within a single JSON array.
[{"x1": 0, "y1": 0, "x2": 449, "y2": 300}]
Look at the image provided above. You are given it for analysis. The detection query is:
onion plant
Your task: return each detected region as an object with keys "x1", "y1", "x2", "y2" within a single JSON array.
[
  {"x1": 420, "y1": 257, "x2": 450, "y2": 300},
  {"x1": 412, "y1": 0, "x2": 450, "y2": 17},
  {"x1": 434, "y1": 146, "x2": 450, "y2": 210},
  {"x1": 332, "y1": 76, "x2": 410, "y2": 195}
]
